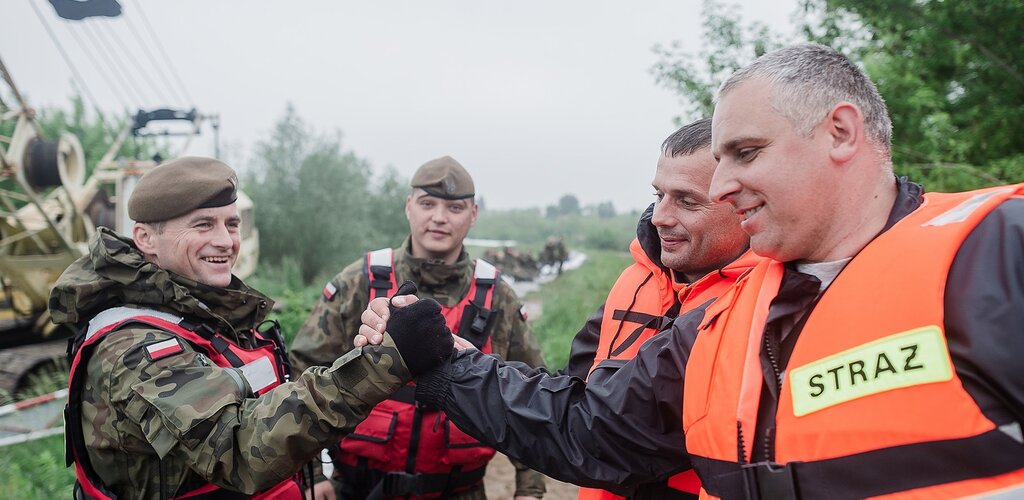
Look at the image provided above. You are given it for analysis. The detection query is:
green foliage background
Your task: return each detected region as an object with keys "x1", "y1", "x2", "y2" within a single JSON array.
[
  {"x1": 652, "y1": 0, "x2": 1024, "y2": 191},
  {"x1": 4, "y1": 1, "x2": 1023, "y2": 495}
]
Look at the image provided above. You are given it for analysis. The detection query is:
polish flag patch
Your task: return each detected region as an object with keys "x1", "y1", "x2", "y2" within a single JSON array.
[
  {"x1": 519, "y1": 304, "x2": 529, "y2": 321},
  {"x1": 323, "y1": 281, "x2": 338, "y2": 301},
  {"x1": 144, "y1": 338, "x2": 184, "y2": 361}
]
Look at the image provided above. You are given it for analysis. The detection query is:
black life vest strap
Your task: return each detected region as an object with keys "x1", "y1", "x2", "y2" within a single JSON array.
[
  {"x1": 467, "y1": 259, "x2": 498, "y2": 337},
  {"x1": 367, "y1": 249, "x2": 395, "y2": 299},
  {"x1": 608, "y1": 301, "x2": 680, "y2": 357},
  {"x1": 694, "y1": 426, "x2": 1024, "y2": 499},
  {"x1": 340, "y1": 463, "x2": 487, "y2": 498}
]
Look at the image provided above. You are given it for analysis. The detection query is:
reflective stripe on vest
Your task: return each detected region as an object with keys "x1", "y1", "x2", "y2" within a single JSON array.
[
  {"x1": 367, "y1": 248, "x2": 398, "y2": 299},
  {"x1": 66, "y1": 307, "x2": 300, "y2": 500},
  {"x1": 582, "y1": 246, "x2": 762, "y2": 500},
  {"x1": 685, "y1": 185, "x2": 1024, "y2": 499},
  {"x1": 591, "y1": 239, "x2": 680, "y2": 369},
  {"x1": 337, "y1": 250, "x2": 501, "y2": 497}
]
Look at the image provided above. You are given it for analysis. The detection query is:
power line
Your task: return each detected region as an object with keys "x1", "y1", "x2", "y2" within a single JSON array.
[
  {"x1": 132, "y1": 0, "x2": 193, "y2": 106},
  {"x1": 81, "y1": 20, "x2": 148, "y2": 106},
  {"x1": 101, "y1": 18, "x2": 172, "y2": 106},
  {"x1": 64, "y1": 23, "x2": 131, "y2": 111},
  {"x1": 26, "y1": 0, "x2": 107, "y2": 116},
  {"x1": 122, "y1": 11, "x2": 187, "y2": 104}
]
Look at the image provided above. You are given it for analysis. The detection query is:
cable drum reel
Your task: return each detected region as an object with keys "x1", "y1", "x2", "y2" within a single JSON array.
[{"x1": 21, "y1": 133, "x2": 86, "y2": 194}]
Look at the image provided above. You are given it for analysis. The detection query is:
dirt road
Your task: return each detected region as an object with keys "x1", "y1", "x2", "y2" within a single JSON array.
[{"x1": 485, "y1": 453, "x2": 579, "y2": 499}]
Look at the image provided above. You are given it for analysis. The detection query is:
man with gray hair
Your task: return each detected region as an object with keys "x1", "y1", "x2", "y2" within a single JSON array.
[{"x1": 369, "y1": 43, "x2": 1024, "y2": 498}]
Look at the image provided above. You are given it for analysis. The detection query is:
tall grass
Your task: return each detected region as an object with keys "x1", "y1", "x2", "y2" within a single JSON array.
[
  {"x1": 0, "y1": 362, "x2": 74, "y2": 498},
  {"x1": 526, "y1": 250, "x2": 632, "y2": 369},
  {"x1": 0, "y1": 434, "x2": 73, "y2": 499}
]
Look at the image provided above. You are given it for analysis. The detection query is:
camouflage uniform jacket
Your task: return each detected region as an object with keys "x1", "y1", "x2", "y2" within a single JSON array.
[
  {"x1": 291, "y1": 237, "x2": 548, "y2": 498},
  {"x1": 49, "y1": 228, "x2": 411, "y2": 498}
]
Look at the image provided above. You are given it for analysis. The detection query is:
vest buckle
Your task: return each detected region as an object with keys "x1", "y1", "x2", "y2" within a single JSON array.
[{"x1": 741, "y1": 462, "x2": 799, "y2": 500}]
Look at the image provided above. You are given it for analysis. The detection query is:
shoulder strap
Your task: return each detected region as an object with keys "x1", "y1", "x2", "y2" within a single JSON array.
[
  {"x1": 366, "y1": 248, "x2": 398, "y2": 299},
  {"x1": 472, "y1": 258, "x2": 498, "y2": 300},
  {"x1": 66, "y1": 305, "x2": 192, "y2": 500},
  {"x1": 465, "y1": 259, "x2": 499, "y2": 337},
  {"x1": 85, "y1": 306, "x2": 185, "y2": 342}
]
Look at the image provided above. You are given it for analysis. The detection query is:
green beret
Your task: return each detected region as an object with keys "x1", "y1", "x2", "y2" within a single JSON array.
[
  {"x1": 128, "y1": 156, "x2": 238, "y2": 223},
  {"x1": 410, "y1": 156, "x2": 475, "y2": 200}
]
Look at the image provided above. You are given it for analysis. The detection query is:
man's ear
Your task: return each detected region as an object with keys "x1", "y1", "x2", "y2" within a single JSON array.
[
  {"x1": 133, "y1": 223, "x2": 158, "y2": 258},
  {"x1": 827, "y1": 102, "x2": 863, "y2": 164}
]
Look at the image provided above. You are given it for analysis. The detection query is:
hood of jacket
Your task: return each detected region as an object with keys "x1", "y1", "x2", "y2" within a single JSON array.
[{"x1": 49, "y1": 227, "x2": 272, "y2": 341}]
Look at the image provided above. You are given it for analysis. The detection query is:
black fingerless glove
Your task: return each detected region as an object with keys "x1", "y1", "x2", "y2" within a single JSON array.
[{"x1": 387, "y1": 297, "x2": 455, "y2": 377}]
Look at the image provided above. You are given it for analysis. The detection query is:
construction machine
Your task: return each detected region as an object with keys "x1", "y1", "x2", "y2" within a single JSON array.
[{"x1": 0, "y1": 57, "x2": 258, "y2": 395}]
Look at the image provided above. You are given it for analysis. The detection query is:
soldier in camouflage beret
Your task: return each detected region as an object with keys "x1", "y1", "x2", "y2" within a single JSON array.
[
  {"x1": 50, "y1": 156, "x2": 453, "y2": 499},
  {"x1": 291, "y1": 156, "x2": 549, "y2": 499}
]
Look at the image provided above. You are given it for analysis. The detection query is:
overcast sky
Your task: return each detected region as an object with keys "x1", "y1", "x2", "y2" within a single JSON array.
[{"x1": 2, "y1": 0, "x2": 801, "y2": 212}]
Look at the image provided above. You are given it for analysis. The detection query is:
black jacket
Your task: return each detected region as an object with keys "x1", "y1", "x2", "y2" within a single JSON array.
[{"x1": 416, "y1": 178, "x2": 1024, "y2": 496}]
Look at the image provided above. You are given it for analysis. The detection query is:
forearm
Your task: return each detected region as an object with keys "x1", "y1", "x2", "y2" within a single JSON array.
[
  {"x1": 417, "y1": 345, "x2": 688, "y2": 491},
  {"x1": 195, "y1": 338, "x2": 410, "y2": 491}
]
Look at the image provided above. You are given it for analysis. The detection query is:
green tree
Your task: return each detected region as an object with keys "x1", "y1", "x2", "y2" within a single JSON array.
[
  {"x1": 245, "y1": 105, "x2": 407, "y2": 283},
  {"x1": 557, "y1": 194, "x2": 581, "y2": 216},
  {"x1": 653, "y1": 0, "x2": 1024, "y2": 191},
  {"x1": 651, "y1": 0, "x2": 786, "y2": 123},
  {"x1": 800, "y1": 0, "x2": 1024, "y2": 189}
]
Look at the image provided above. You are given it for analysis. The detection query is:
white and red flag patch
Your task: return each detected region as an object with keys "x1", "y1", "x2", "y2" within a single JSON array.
[
  {"x1": 323, "y1": 281, "x2": 338, "y2": 300},
  {"x1": 144, "y1": 338, "x2": 184, "y2": 361}
]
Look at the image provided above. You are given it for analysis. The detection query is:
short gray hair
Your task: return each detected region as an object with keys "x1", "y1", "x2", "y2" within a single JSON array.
[{"x1": 718, "y1": 43, "x2": 892, "y2": 157}]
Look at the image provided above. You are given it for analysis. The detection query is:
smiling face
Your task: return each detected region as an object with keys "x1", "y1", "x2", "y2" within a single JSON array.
[
  {"x1": 405, "y1": 189, "x2": 478, "y2": 263},
  {"x1": 134, "y1": 204, "x2": 241, "y2": 287},
  {"x1": 710, "y1": 79, "x2": 839, "y2": 262},
  {"x1": 651, "y1": 149, "x2": 748, "y2": 280}
]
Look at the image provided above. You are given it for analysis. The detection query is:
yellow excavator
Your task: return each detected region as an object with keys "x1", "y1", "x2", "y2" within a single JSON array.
[{"x1": 0, "y1": 56, "x2": 258, "y2": 395}]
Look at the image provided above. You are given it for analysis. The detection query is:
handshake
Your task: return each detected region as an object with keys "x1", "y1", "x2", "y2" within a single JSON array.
[{"x1": 356, "y1": 281, "x2": 473, "y2": 376}]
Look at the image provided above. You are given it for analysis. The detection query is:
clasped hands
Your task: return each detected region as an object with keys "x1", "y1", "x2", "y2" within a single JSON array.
[{"x1": 356, "y1": 285, "x2": 474, "y2": 376}]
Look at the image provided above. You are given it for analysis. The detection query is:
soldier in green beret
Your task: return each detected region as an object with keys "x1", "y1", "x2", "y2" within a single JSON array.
[
  {"x1": 51, "y1": 156, "x2": 455, "y2": 499},
  {"x1": 291, "y1": 156, "x2": 548, "y2": 499}
]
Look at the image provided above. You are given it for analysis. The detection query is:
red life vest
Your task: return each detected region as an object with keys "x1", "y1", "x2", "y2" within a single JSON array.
[
  {"x1": 578, "y1": 244, "x2": 761, "y2": 500},
  {"x1": 684, "y1": 186, "x2": 1024, "y2": 499},
  {"x1": 334, "y1": 248, "x2": 500, "y2": 499},
  {"x1": 65, "y1": 306, "x2": 303, "y2": 500}
]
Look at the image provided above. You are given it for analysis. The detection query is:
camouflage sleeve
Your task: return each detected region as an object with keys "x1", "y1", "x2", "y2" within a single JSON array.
[
  {"x1": 290, "y1": 259, "x2": 368, "y2": 376},
  {"x1": 100, "y1": 327, "x2": 409, "y2": 495},
  {"x1": 491, "y1": 281, "x2": 546, "y2": 369},
  {"x1": 489, "y1": 280, "x2": 548, "y2": 498}
]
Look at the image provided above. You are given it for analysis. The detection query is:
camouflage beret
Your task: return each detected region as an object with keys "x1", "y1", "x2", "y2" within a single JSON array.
[
  {"x1": 128, "y1": 156, "x2": 238, "y2": 223},
  {"x1": 410, "y1": 156, "x2": 475, "y2": 200}
]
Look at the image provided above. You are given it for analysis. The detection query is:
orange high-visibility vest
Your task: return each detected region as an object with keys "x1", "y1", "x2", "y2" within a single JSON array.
[
  {"x1": 685, "y1": 185, "x2": 1024, "y2": 499},
  {"x1": 580, "y1": 241, "x2": 761, "y2": 500}
]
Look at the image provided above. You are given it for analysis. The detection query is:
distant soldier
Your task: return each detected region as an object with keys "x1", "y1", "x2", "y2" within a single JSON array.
[
  {"x1": 52, "y1": 157, "x2": 452, "y2": 499},
  {"x1": 291, "y1": 156, "x2": 547, "y2": 500},
  {"x1": 540, "y1": 236, "x2": 569, "y2": 275}
]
